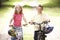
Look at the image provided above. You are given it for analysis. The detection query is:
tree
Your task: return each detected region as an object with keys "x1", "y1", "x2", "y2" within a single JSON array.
[{"x1": 0, "y1": 0, "x2": 9, "y2": 7}]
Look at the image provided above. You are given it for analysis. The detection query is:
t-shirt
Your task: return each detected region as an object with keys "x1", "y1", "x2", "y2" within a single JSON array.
[
  {"x1": 13, "y1": 13, "x2": 23, "y2": 27},
  {"x1": 32, "y1": 14, "x2": 49, "y2": 31}
]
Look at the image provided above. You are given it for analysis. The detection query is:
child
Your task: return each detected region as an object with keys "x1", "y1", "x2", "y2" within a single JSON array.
[
  {"x1": 9, "y1": 5, "x2": 28, "y2": 40},
  {"x1": 30, "y1": 5, "x2": 50, "y2": 40}
]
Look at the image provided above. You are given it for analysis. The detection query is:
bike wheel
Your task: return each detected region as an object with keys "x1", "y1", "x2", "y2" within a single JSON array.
[{"x1": 38, "y1": 31, "x2": 45, "y2": 40}]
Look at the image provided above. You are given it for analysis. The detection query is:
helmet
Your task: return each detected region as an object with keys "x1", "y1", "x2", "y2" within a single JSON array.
[
  {"x1": 8, "y1": 29, "x2": 16, "y2": 36},
  {"x1": 43, "y1": 25, "x2": 54, "y2": 34}
]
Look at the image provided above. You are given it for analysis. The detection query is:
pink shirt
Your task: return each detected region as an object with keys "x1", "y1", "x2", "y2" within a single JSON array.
[{"x1": 13, "y1": 13, "x2": 23, "y2": 27}]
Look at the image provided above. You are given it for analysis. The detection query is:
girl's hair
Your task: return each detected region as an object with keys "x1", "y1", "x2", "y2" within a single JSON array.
[{"x1": 14, "y1": 5, "x2": 23, "y2": 14}]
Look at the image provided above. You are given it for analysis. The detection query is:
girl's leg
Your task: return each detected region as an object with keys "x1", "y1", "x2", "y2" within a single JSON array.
[{"x1": 16, "y1": 27, "x2": 23, "y2": 40}]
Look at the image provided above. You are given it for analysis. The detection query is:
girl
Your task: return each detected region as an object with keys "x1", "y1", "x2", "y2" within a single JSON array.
[{"x1": 9, "y1": 5, "x2": 28, "y2": 40}]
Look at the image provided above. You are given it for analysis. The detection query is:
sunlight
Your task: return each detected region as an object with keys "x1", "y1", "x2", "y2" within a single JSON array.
[
  {"x1": 13, "y1": 0, "x2": 50, "y2": 7},
  {"x1": 38, "y1": 0, "x2": 50, "y2": 5},
  {"x1": 13, "y1": 2, "x2": 25, "y2": 6}
]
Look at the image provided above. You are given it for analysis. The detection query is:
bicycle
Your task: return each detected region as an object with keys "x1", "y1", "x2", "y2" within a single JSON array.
[
  {"x1": 8, "y1": 24, "x2": 27, "y2": 40},
  {"x1": 29, "y1": 21, "x2": 54, "y2": 40}
]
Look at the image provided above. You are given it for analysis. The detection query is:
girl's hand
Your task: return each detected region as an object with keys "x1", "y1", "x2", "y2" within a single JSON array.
[{"x1": 9, "y1": 25, "x2": 13, "y2": 27}]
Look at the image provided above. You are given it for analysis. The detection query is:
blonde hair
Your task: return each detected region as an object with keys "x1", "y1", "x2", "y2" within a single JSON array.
[{"x1": 14, "y1": 5, "x2": 23, "y2": 14}]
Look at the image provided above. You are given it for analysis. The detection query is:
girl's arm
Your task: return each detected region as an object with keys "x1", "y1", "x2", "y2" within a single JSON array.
[{"x1": 10, "y1": 17, "x2": 14, "y2": 25}]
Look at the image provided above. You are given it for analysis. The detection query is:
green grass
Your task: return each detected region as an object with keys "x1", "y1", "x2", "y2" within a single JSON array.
[
  {"x1": 23, "y1": 5, "x2": 34, "y2": 8},
  {"x1": 0, "y1": 7, "x2": 10, "y2": 17},
  {"x1": 43, "y1": 1, "x2": 60, "y2": 7},
  {"x1": 43, "y1": 7, "x2": 60, "y2": 16},
  {"x1": 2, "y1": 0, "x2": 22, "y2": 6},
  {"x1": 23, "y1": 34, "x2": 33, "y2": 40},
  {"x1": 0, "y1": 7, "x2": 60, "y2": 18}
]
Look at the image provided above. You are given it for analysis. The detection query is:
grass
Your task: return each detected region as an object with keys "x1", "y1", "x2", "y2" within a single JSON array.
[
  {"x1": 2, "y1": 0, "x2": 22, "y2": 6},
  {"x1": 43, "y1": 7, "x2": 60, "y2": 16},
  {"x1": 0, "y1": 0, "x2": 60, "y2": 17},
  {"x1": 0, "y1": 7, "x2": 60, "y2": 18},
  {"x1": 0, "y1": 7, "x2": 10, "y2": 17},
  {"x1": 23, "y1": 34, "x2": 33, "y2": 40},
  {"x1": 43, "y1": 1, "x2": 60, "y2": 7},
  {"x1": 23, "y1": 5, "x2": 34, "y2": 8}
]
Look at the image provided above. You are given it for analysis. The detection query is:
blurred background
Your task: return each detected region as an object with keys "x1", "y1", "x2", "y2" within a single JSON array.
[{"x1": 0, "y1": 0, "x2": 60, "y2": 40}]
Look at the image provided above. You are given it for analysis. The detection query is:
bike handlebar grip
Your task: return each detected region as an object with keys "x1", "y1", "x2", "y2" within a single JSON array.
[
  {"x1": 42, "y1": 20, "x2": 50, "y2": 24},
  {"x1": 9, "y1": 25, "x2": 13, "y2": 27},
  {"x1": 29, "y1": 22, "x2": 35, "y2": 25}
]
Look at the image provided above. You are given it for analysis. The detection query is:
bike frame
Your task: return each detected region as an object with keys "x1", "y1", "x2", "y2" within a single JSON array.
[{"x1": 31, "y1": 21, "x2": 50, "y2": 40}]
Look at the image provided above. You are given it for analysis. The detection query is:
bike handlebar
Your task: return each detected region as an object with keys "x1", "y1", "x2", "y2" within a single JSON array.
[
  {"x1": 9, "y1": 24, "x2": 28, "y2": 27},
  {"x1": 29, "y1": 20, "x2": 50, "y2": 25}
]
